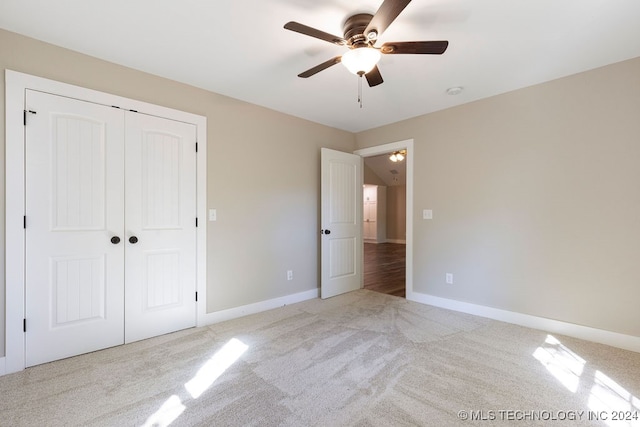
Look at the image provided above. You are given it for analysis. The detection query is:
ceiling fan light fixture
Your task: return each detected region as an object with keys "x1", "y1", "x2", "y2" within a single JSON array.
[
  {"x1": 341, "y1": 47, "x2": 381, "y2": 75},
  {"x1": 389, "y1": 150, "x2": 406, "y2": 162}
]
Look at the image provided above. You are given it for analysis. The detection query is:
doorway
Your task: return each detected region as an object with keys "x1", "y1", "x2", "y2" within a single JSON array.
[{"x1": 355, "y1": 140, "x2": 414, "y2": 299}]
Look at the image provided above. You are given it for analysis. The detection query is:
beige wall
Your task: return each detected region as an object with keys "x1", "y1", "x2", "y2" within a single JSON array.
[
  {"x1": 356, "y1": 57, "x2": 640, "y2": 337},
  {"x1": 0, "y1": 29, "x2": 355, "y2": 356},
  {"x1": 386, "y1": 185, "x2": 406, "y2": 241}
]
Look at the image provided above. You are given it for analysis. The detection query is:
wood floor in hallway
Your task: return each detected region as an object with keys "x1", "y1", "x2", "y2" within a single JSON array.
[{"x1": 363, "y1": 242, "x2": 406, "y2": 298}]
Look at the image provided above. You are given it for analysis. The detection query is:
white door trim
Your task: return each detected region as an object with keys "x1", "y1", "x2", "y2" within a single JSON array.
[
  {"x1": 4, "y1": 70, "x2": 207, "y2": 374},
  {"x1": 354, "y1": 139, "x2": 414, "y2": 298}
]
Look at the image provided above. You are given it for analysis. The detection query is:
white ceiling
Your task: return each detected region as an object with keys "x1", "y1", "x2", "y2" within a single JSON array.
[{"x1": 2, "y1": 0, "x2": 640, "y2": 133}]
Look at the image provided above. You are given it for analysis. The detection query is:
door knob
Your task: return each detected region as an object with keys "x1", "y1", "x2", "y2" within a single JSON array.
[
  {"x1": 322, "y1": 229, "x2": 331, "y2": 235},
  {"x1": 110, "y1": 236, "x2": 121, "y2": 244},
  {"x1": 129, "y1": 236, "x2": 138, "y2": 244}
]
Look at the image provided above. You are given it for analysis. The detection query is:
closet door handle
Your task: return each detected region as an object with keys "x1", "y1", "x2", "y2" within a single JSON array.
[
  {"x1": 129, "y1": 236, "x2": 138, "y2": 244},
  {"x1": 110, "y1": 236, "x2": 121, "y2": 244}
]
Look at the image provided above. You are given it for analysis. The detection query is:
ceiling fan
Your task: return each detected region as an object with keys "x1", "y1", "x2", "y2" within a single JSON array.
[{"x1": 284, "y1": 0, "x2": 449, "y2": 87}]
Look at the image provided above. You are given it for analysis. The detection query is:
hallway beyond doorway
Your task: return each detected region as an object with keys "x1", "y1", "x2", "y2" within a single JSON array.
[{"x1": 363, "y1": 243, "x2": 405, "y2": 298}]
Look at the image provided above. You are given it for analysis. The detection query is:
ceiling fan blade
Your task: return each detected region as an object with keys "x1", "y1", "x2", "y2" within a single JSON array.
[
  {"x1": 364, "y1": 0, "x2": 412, "y2": 38},
  {"x1": 380, "y1": 41, "x2": 449, "y2": 55},
  {"x1": 365, "y1": 66, "x2": 384, "y2": 87},
  {"x1": 298, "y1": 56, "x2": 342, "y2": 78},
  {"x1": 284, "y1": 22, "x2": 346, "y2": 46}
]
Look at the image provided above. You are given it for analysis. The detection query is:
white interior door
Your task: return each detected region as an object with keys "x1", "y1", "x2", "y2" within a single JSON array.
[
  {"x1": 25, "y1": 90, "x2": 125, "y2": 367},
  {"x1": 320, "y1": 148, "x2": 363, "y2": 299},
  {"x1": 124, "y1": 112, "x2": 197, "y2": 343}
]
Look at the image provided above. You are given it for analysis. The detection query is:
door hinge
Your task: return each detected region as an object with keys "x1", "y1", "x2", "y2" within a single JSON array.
[
  {"x1": 23, "y1": 318, "x2": 27, "y2": 332},
  {"x1": 195, "y1": 142, "x2": 198, "y2": 153},
  {"x1": 195, "y1": 217, "x2": 198, "y2": 227},
  {"x1": 23, "y1": 109, "x2": 36, "y2": 125},
  {"x1": 195, "y1": 292, "x2": 198, "y2": 302},
  {"x1": 23, "y1": 215, "x2": 26, "y2": 229}
]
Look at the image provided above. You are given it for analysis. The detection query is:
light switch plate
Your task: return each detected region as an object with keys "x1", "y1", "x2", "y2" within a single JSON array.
[
  {"x1": 423, "y1": 209, "x2": 433, "y2": 220},
  {"x1": 209, "y1": 209, "x2": 217, "y2": 221}
]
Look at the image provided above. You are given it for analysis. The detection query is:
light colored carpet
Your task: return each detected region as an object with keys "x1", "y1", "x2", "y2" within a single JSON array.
[{"x1": 1, "y1": 289, "x2": 639, "y2": 426}]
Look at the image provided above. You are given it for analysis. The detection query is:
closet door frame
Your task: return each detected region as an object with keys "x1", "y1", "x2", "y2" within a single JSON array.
[{"x1": 4, "y1": 70, "x2": 208, "y2": 374}]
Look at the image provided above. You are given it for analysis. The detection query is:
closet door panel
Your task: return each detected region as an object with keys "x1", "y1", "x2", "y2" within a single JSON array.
[
  {"x1": 25, "y1": 90, "x2": 125, "y2": 367},
  {"x1": 124, "y1": 112, "x2": 197, "y2": 343}
]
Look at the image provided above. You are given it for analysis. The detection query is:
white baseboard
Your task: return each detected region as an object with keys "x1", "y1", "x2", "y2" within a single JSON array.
[
  {"x1": 0, "y1": 357, "x2": 5, "y2": 376},
  {"x1": 364, "y1": 239, "x2": 406, "y2": 244},
  {"x1": 408, "y1": 291, "x2": 640, "y2": 353},
  {"x1": 200, "y1": 288, "x2": 319, "y2": 326}
]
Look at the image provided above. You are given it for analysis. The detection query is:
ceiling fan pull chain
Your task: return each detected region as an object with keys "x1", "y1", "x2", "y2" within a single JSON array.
[{"x1": 358, "y1": 74, "x2": 363, "y2": 108}]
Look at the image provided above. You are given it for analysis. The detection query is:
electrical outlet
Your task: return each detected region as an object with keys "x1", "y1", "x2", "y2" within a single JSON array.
[
  {"x1": 446, "y1": 273, "x2": 453, "y2": 284},
  {"x1": 423, "y1": 209, "x2": 433, "y2": 220},
  {"x1": 287, "y1": 270, "x2": 293, "y2": 281}
]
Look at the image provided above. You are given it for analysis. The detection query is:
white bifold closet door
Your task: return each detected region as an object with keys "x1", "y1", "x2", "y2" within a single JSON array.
[{"x1": 25, "y1": 90, "x2": 196, "y2": 367}]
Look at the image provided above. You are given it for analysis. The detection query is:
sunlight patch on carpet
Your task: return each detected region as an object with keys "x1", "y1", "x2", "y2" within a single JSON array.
[
  {"x1": 534, "y1": 334, "x2": 640, "y2": 426},
  {"x1": 142, "y1": 395, "x2": 185, "y2": 427},
  {"x1": 185, "y1": 338, "x2": 249, "y2": 399},
  {"x1": 533, "y1": 334, "x2": 585, "y2": 393},
  {"x1": 588, "y1": 370, "x2": 640, "y2": 427}
]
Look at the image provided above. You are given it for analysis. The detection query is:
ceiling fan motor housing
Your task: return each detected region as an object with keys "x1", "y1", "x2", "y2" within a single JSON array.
[{"x1": 343, "y1": 13, "x2": 375, "y2": 48}]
